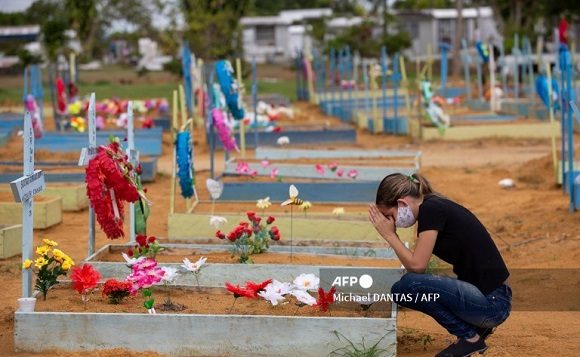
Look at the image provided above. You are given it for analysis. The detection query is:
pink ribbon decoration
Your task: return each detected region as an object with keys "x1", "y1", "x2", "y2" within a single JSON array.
[
  {"x1": 24, "y1": 94, "x2": 43, "y2": 138},
  {"x1": 213, "y1": 108, "x2": 239, "y2": 153}
]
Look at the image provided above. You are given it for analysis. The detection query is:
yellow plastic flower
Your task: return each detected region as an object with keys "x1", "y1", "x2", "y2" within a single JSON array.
[
  {"x1": 35, "y1": 245, "x2": 50, "y2": 256},
  {"x1": 332, "y1": 207, "x2": 346, "y2": 217},
  {"x1": 299, "y1": 201, "x2": 312, "y2": 211},
  {"x1": 34, "y1": 257, "x2": 48, "y2": 269},
  {"x1": 61, "y1": 259, "x2": 74, "y2": 271},
  {"x1": 52, "y1": 248, "x2": 65, "y2": 262},
  {"x1": 43, "y1": 239, "x2": 58, "y2": 247},
  {"x1": 256, "y1": 197, "x2": 272, "y2": 210},
  {"x1": 22, "y1": 259, "x2": 33, "y2": 269}
]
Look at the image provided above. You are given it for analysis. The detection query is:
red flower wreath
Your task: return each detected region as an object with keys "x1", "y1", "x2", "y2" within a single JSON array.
[{"x1": 86, "y1": 141, "x2": 142, "y2": 239}]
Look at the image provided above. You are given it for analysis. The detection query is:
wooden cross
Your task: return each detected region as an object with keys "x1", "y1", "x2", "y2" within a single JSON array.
[
  {"x1": 10, "y1": 111, "x2": 46, "y2": 297},
  {"x1": 78, "y1": 92, "x2": 97, "y2": 256}
]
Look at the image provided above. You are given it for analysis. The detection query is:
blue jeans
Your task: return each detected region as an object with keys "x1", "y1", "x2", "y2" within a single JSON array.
[{"x1": 391, "y1": 273, "x2": 512, "y2": 338}]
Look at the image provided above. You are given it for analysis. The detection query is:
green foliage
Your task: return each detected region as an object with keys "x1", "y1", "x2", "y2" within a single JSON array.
[
  {"x1": 326, "y1": 21, "x2": 411, "y2": 57},
  {"x1": 17, "y1": 49, "x2": 43, "y2": 67},
  {"x1": 42, "y1": 18, "x2": 68, "y2": 60},
  {"x1": 330, "y1": 331, "x2": 394, "y2": 357},
  {"x1": 180, "y1": 0, "x2": 252, "y2": 59},
  {"x1": 163, "y1": 57, "x2": 183, "y2": 78},
  {"x1": 393, "y1": 0, "x2": 452, "y2": 10}
]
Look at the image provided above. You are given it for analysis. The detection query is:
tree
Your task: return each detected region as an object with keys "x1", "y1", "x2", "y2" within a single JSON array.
[
  {"x1": 452, "y1": 0, "x2": 463, "y2": 78},
  {"x1": 180, "y1": 0, "x2": 252, "y2": 59}
]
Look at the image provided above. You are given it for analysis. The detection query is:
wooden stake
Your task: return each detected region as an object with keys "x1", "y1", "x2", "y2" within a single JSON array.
[
  {"x1": 546, "y1": 63, "x2": 558, "y2": 182},
  {"x1": 236, "y1": 58, "x2": 246, "y2": 158},
  {"x1": 170, "y1": 90, "x2": 178, "y2": 215}
]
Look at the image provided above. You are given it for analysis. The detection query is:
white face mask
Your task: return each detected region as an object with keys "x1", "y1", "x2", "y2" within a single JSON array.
[{"x1": 396, "y1": 202, "x2": 416, "y2": 228}]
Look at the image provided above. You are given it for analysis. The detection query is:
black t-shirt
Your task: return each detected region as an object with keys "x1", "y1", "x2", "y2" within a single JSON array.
[{"x1": 417, "y1": 195, "x2": 509, "y2": 295}]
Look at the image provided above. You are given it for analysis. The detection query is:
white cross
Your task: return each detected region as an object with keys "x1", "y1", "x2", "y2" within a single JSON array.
[
  {"x1": 78, "y1": 92, "x2": 97, "y2": 256},
  {"x1": 10, "y1": 111, "x2": 45, "y2": 298},
  {"x1": 126, "y1": 101, "x2": 140, "y2": 242}
]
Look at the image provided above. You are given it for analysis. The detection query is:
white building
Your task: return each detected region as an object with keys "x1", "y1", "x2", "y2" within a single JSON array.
[
  {"x1": 241, "y1": 8, "x2": 332, "y2": 63},
  {"x1": 395, "y1": 7, "x2": 500, "y2": 57}
]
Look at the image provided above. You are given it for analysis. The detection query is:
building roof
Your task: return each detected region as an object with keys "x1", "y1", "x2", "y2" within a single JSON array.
[
  {"x1": 241, "y1": 8, "x2": 332, "y2": 27},
  {"x1": 327, "y1": 17, "x2": 363, "y2": 28},
  {"x1": 279, "y1": 8, "x2": 332, "y2": 22},
  {"x1": 241, "y1": 16, "x2": 292, "y2": 26},
  {"x1": 0, "y1": 25, "x2": 40, "y2": 41},
  {"x1": 395, "y1": 7, "x2": 493, "y2": 19}
]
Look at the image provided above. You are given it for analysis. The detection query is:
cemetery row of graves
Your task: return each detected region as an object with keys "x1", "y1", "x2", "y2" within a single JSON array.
[{"x1": 0, "y1": 36, "x2": 578, "y2": 356}]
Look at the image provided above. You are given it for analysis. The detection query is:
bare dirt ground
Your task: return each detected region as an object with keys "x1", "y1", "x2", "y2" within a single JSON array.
[{"x1": 0, "y1": 102, "x2": 578, "y2": 356}]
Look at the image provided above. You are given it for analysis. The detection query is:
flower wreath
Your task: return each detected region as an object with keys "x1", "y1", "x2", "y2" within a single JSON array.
[
  {"x1": 176, "y1": 131, "x2": 195, "y2": 198},
  {"x1": 85, "y1": 140, "x2": 144, "y2": 239},
  {"x1": 212, "y1": 108, "x2": 239, "y2": 153},
  {"x1": 215, "y1": 60, "x2": 245, "y2": 120}
]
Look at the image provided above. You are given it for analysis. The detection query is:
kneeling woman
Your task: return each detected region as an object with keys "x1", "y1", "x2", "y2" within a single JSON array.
[{"x1": 369, "y1": 173, "x2": 511, "y2": 357}]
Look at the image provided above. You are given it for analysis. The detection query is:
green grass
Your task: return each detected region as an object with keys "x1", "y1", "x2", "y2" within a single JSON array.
[
  {"x1": 245, "y1": 78, "x2": 296, "y2": 102},
  {"x1": 0, "y1": 78, "x2": 296, "y2": 104}
]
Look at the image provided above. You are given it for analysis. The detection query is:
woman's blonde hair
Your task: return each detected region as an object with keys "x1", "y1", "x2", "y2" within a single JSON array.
[{"x1": 375, "y1": 173, "x2": 434, "y2": 207}]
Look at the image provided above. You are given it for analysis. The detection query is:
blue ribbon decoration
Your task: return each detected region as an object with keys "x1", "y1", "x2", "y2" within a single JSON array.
[
  {"x1": 215, "y1": 60, "x2": 245, "y2": 120},
  {"x1": 176, "y1": 131, "x2": 194, "y2": 198}
]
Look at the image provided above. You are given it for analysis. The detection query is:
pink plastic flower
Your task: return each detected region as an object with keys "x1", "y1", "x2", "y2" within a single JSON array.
[
  {"x1": 270, "y1": 168, "x2": 279, "y2": 179},
  {"x1": 336, "y1": 169, "x2": 344, "y2": 177},
  {"x1": 236, "y1": 161, "x2": 251, "y2": 175},
  {"x1": 348, "y1": 169, "x2": 359, "y2": 179},
  {"x1": 126, "y1": 258, "x2": 165, "y2": 294},
  {"x1": 315, "y1": 164, "x2": 325, "y2": 175},
  {"x1": 261, "y1": 160, "x2": 270, "y2": 168},
  {"x1": 328, "y1": 162, "x2": 339, "y2": 172}
]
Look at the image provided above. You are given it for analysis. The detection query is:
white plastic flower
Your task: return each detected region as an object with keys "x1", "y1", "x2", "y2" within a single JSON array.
[
  {"x1": 268, "y1": 279, "x2": 293, "y2": 296},
  {"x1": 209, "y1": 215, "x2": 228, "y2": 229},
  {"x1": 332, "y1": 207, "x2": 346, "y2": 217},
  {"x1": 293, "y1": 273, "x2": 320, "y2": 291},
  {"x1": 160, "y1": 266, "x2": 178, "y2": 284},
  {"x1": 299, "y1": 201, "x2": 312, "y2": 211},
  {"x1": 182, "y1": 257, "x2": 207, "y2": 273},
  {"x1": 256, "y1": 197, "x2": 272, "y2": 210},
  {"x1": 290, "y1": 289, "x2": 317, "y2": 306},
  {"x1": 258, "y1": 286, "x2": 286, "y2": 306},
  {"x1": 277, "y1": 136, "x2": 290, "y2": 146},
  {"x1": 121, "y1": 253, "x2": 145, "y2": 267}
]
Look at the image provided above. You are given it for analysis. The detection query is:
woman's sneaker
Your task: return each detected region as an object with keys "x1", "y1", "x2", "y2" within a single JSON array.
[
  {"x1": 475, "y1": 327, "x2": 496, "y2": 341},
  {"x1": 435, "y1": 337, "x2": 488, "y2": 357}
]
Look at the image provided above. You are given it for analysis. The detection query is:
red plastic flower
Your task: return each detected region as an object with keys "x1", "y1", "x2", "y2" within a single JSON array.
[
  {"x1": 246, "y1": 211, "x2": 256, "y2": 221},
  {"x1": 102, "y1": 279, "x2": 132, "y2": 304},
  {"x1": 127, "y1": 248, "x2": 133, "y2": 257},
  {"x1": 148, "y1": 236, "x2": 156, "y2": 244},
  {"x1": 245, "y1": 279, "x2": 273, "y2": 297},
  {"x1": 314, "y1": 287, "x2": 336, "y2": 312},
  {"x1": 136, "y1": 235, "x2": 148, "y2": 247},
  {"x1": 225, "y1": 282, "x2": 256, "y2": 299},
  {"x1": 71, "y1": 264, "x2": 101, "y2": 295},
  {"x1": 267, "y1": 216, "x2": 275, "y2": 224},
  {"x1": 216, "y1": 230, "x2": 226, "y2": 239},
  {"x1": 269, "y1": 226, "x2": 281, "y2": 241}
]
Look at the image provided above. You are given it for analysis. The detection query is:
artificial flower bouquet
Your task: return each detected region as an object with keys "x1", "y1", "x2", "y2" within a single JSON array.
[
  {"x1": 22, "y1": 239, "x2": 75, "y2": 300},
  {"x1": 85, "y1": 138, "x2": 149, "y2": 240},
  {"x1": 216, "y1": 211, "x2": 280, "y2": 263},
  {"x1": 126, "y1": 234, "x2": 164, "y2": 260}
]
